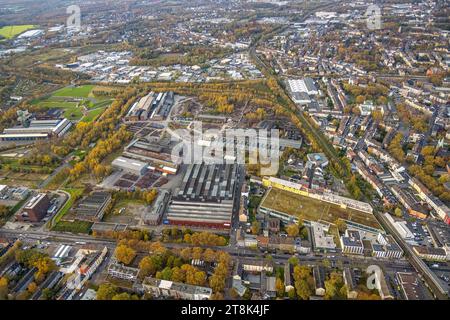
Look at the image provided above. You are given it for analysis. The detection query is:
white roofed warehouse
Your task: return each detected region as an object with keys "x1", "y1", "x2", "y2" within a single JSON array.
[
  {"x1": 0, "y1": 118, "x2": 72, "y2": 141},
  {"x1": 111, "y1": 156, "x2": 149, "y2": 176}
]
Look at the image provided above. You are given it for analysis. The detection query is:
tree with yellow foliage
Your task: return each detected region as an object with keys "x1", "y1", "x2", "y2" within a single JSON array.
[
  {"x1": 0, "y1": 277, "x2": 8, "y2": 300},
  {"x1": 286, "y1": 224, "x2": 299, "y2": 237},
  {"x1": 114, "y1": 244, "x2": 136, "y2": 265}
]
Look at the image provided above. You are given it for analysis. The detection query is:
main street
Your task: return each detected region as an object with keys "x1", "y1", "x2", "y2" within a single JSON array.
[{"x1": 0, "y1": 228, "x2": 424, "y2": 274}]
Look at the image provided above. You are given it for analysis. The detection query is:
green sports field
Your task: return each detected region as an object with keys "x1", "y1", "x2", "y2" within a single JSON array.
[
  {"x1": 261, "y1": 188, "x2": 382, "y2": 230},
  {"x1": 0, "y1": 25, "x2": 36, "y2": 39},
  {"x1": 32, "y1": 85, "x2": 112, "y2": 121},
  {"x1": 52, "y1": 85, "x2": 95, "y2": 98}
]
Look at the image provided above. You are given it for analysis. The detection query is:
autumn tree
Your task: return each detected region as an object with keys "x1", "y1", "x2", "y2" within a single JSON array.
[
  {"x1": 251, "y1": 221, "x2": 261, "y2": 235},
  {"x1": 27, "y1": 282, "x2": 38, "y2": 294},
  {"x1": 209, "y1": 252, "x2": 230, "y2": 293},
  {"x1": 112, "y1": 292, "x2": 139, "y2": 300},
  {"x1": 388, "y1": 133, "x2": 405, "y2": 162},
  {"x1": 96, "y1": 283, "x2": 118, "y2": 300},
  {"x1": 139, "y1": 256, "x2": 157, "y2": 278},
  {"x1": 0, "y1": 277, "x2": 8, "y2": 300},
  {"x1": 192, "y1": 247, "x2": 203, "y2": 260},
  {"x1": 276, "y1": 278, "x2": 285, "y2": 297},
  {"x1": 114, "y1": 244, "x2": 136, "y2": 265},
  {"x1": 0, "y1": 205, "x2": 9, "y2": 218},
  {"x1": 324, "y1": 272, "x2": 347, "y2": 300},
  {"x1": 334, "y1": 219, "x2": 347, "y2": 234},
  {"x1": 203, "y1": 248, "x2": 217, "y2": 263},
  {"x1": 287, "y1": 288, "x2": 296, "y2": 299},
  {"x1": 292, "y1": 265, "x2": 313, "y2": 300},
  {"x1": 288, "y1": 256, "x2": 299, "y2": 266},
  {"x1": 210, "y1": 292, "x2": 224, "y2": 300},
  {"x1": 286, "y1": 224, "x2": 299, "y2": 237},
  {"x1": 179, "y1": 248, "x2": 192, "y2": 261}
]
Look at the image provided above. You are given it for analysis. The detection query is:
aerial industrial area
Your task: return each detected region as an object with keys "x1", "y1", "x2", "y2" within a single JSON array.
[{"x1": 0, "y1": 0, "x2": 449, "y2": 304}]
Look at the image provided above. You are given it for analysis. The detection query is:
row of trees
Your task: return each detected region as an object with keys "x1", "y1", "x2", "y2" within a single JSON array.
[
  {"x1": 0, "y1": 164, "x2": 53, "y2": 175},
  {"x1": 208, "y1": 251, "x2": 231, "y2": 298},
  {"x1": 160, "y1": 227, "x2": 227, "y2": 246},
  {"x1": 245, "y1": 107, "x2": 267, "y2": 122},
  {"x1": 184, "y1": 232, "x2": 227, "y2": 247},
  {"x1": 409, "y1": 164, "x2": 450, "y2": 202},
  {"x1": 68, "y1": 125, "x2": 132, "y2": 182},
  {"x1": 17, "y1": 153, "x2": 58, "y2": 167},
  {"x1": 324, "y1": 272, "x2": 347, "y2": 300},
  {"x1": 285, "y1": 220, "x2": 309, "y2": 239},
  {"x1": 92, "y1": 229, "x2": 153, "y2": 243},
  {"x1": 388, "y1": 133, "x2": 406, "y2": 162},
  {"x1": 292, "y1": 265, "x2": 314, "y2": 300},
  {"x1": 177, "y1": 247, "x2": 219, "y2": 263},
  {"x1": 155, "y1": 264, "x2": 207, "y2": 287}
]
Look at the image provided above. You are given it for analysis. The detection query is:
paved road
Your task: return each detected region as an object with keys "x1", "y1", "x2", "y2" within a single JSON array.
[
  {"x1": 38, "y1": 158, "x2": 71, "y2": 189},
  {"x1": 1, "y1": 228, "x2": 416, "y2": 273},
  {"x1": 375, "y1": 211, "x2": 449, "y2": 299}
]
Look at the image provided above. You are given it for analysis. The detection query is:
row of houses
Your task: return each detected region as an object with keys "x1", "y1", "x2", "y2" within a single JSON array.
[{"x1": 409, "y1": 177, "x2": 450, "y2": 225}]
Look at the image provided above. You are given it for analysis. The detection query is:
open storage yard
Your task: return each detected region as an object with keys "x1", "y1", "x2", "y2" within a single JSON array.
[
  {"x1": 261, "y1": 188, "x2": 382, "y2": 230},
  {"x1": 103, "y1": 199, "x2": 146, "y2": 226}
]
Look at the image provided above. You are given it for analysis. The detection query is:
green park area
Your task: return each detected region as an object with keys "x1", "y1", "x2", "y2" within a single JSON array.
[
  {"x1": 32, "y1": 85, "x2": 112, "y2": 122},
  {"x1": 49, "y1": 188, "x2": 84, "y2": 228},
  {"x1": 52, "y1": 220, "x2": 93, "y2": 234},
  {"x1": 51, "y1": 85, "x2": 95, "y2": 98},
  {"x1": 0, "y1": 25, "x2": 36, "y2": 39},
  {"x1": 260, "y1": 188, "x2": 382, "y2": 230},
  {"x1": 48, "y1": 188, "x2": 93, "y2": 233}
]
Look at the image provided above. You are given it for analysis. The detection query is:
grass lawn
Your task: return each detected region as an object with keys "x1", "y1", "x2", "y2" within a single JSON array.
[
  {"x1": 32, "y1": 86, "x2": 113, "y2": 122},
  {"x1": 52, "y1": 220, "x2": 93, "y2": 234},
  {"x1": 91, "y1": 99, "x2": 112, "y2": 109},
  {"x1": 63, "y1": 106, "x2": 84, "y2": 120},
  {"x1": 80, "y1": 106, "x2": 107, "y2": 123},
  {"x1": 50, "y1": 188, "x2": 84, "y2": 228},
  {"x1": 35, "y1": 100, "x2": 78, "y2": 108},
  {"x1": 52, "y1": 85, "x2": 95, "y2": 98},
  {"x1": 33, "y1": 98, "x2": 83, "y2": 120},
  {"x1": 0, "y1": 25, "x2": 36, "y2": 39},
  {"x1": 261, "y1": 188, "x2": 381, "y2": 230}
]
